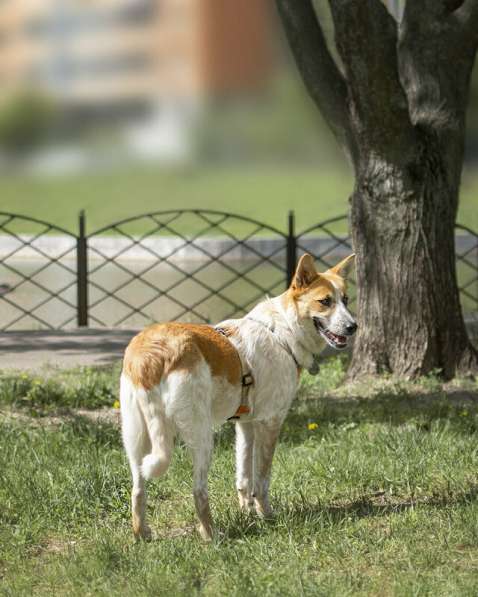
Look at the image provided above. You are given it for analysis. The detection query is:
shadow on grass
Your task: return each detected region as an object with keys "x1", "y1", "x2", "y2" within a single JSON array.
[
  {"x1": 284, "y1": 483, "x2": 478, "y2": 523},
  {"x1": 217, "y1": 485, "x2": 478, "y2": 541},
  {"x1": 282, "y1": 387, "x2": 478, "y2": 445}
]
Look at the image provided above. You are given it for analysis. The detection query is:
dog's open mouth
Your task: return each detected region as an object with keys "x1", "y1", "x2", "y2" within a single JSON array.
[{"x1": 313, "y1": 317, "x2": 348, "y2": 350}]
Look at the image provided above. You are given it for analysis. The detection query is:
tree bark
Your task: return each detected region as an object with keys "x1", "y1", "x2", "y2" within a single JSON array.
[
  {"x1": 276, "y1": 0, "x2": 478, "y2": 378},
  {"x1": 349, "y1": 136, "x2": 477, "y2": 378}
]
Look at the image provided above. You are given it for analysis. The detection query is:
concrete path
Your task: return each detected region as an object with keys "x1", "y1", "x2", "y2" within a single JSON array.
[{"x1": 0, "y1": 329, "x2": 138, "y2": 370}]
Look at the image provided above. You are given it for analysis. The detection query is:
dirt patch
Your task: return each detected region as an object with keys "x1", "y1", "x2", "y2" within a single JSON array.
[
  {"x1": 74, "y1": 407, "x2": 121, "y2": 425},
  {"x1": 0, "y1": 407, "x2": 120, "y2": 427},
  {"x1": 30, "y1": 536, "x2": 78, "y2": 559}
]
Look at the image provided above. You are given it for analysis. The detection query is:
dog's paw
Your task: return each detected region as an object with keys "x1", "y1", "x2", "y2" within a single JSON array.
[
  {"x1": 198, "y1": 523, "x2": 214, "y2": 542},
  {"x1": 254, "y1": 498, "x2": 275, "y2": 519},
  {"x1": 133, "y1": 525, "x2": 152, "y2": 542},
  {"x1": 237, "y1": 489, "x2": 254, "y2": 513}
]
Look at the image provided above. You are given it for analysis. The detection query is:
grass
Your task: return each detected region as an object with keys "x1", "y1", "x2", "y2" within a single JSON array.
[
  {"x1": 0, "y1": 165, "x2": 353, "y2": 236},
  {"x1": 1, "y1": 359, "x2": 478, "y2": 595},
  {"x1": 1, "y1": 164, "x2": 478, "y2": 235}
]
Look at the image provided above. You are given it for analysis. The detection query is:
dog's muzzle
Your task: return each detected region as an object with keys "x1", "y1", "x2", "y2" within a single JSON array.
[{"x1": 313, "y1": 317, "x2": 356, "y2": 350}]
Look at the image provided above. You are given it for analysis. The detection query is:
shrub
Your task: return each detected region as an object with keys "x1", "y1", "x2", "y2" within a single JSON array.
[{"x1": 0, "y1": 89, "x2": 56, "y2": 155}]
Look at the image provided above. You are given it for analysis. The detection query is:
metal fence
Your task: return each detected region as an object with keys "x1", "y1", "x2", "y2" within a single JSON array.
[
  {"x1": 84, "y1": 210, "x2": 289, "y2": 328},
  {"x1": 455, "y1": 223, "x2": 478, "y2": 315},
  {"x1": 0, "y1": 212, "x2": 78, "y2": 330},
  {"x1": 0, "y1": 210, "x2": 476, "y2": 331}
]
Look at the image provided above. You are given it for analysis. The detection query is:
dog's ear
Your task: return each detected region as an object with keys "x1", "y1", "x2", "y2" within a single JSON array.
[
  {"x1": 292, "y1": 253, "x2": 318, "y2": 289},
  {"x1": 328, "y1": 253, "x2": 356, "y2": 279}
]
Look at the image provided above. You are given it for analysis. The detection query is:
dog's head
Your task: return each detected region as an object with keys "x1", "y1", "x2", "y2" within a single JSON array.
[{"x1": 286, "y1": 253, "x2": 357, "y2": 351}]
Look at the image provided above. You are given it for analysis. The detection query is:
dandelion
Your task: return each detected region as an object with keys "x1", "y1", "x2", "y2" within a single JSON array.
[
  {"x1": 460, "y1": 410, "x2": 469, "y2": 417},
  {"x1": 113, "y1": 400, "x2": 120, "y2": 409},
  {"x1": 308, "y1": 422, "x2": 318, "y2": 431}
]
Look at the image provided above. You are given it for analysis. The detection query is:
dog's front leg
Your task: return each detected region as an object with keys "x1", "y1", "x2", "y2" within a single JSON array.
[
  {"x1": 235, "y1": 421, "x2": 254, "y2": 512},
  {"x1": 252, "y1": 420, "x2": 282, "y2": 518}
]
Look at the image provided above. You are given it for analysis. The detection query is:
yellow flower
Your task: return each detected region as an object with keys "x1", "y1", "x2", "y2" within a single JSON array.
[
  {"x1": 113, "y1": 400, "x2": 120, "y2": 409},
  {"x1": 460, "y1": 410, "x2": 469, "y2": 417},
  {"x1": 308, "y1": 422, "x2": 319, "y2": 431}
]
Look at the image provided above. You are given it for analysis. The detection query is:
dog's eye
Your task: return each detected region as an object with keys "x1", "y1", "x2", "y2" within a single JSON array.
[
  {"x1": 318, "y1": 296, "x2": 332, "y2": 307},
  {"x1": 343, "y1": 295, "x2": 349, "y2": 306}
]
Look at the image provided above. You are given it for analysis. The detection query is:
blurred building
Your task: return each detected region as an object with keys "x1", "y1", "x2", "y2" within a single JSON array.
[{"x1": 0, "y1": 0, "x2": 272, "y2": 160}]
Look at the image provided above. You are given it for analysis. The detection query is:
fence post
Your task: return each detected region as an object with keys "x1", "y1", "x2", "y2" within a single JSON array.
[
  {"x1": 77, "y1": 210, "x2": 88, "y2": 327},
  {"x1": 286, "y1": 210, "x2": 297, "y2": 287}
]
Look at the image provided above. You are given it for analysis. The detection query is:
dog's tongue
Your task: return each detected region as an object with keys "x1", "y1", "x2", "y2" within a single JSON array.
[{"x1": 327, "y1": 330, "x2": 346, "y2": 343}]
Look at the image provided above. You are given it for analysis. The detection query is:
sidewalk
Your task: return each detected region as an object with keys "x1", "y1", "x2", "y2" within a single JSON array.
[{"x1": 0, "y1": 329, "x2": 138, "y2": 370}]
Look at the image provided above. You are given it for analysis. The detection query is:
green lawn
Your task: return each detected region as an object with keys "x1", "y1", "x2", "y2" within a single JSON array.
[
  {"x1": 1, "y1": 360, "x2": 478, "y2": 595},
  {"x1": 1, "y1": 165, "x2": 477, "y2": 236}
]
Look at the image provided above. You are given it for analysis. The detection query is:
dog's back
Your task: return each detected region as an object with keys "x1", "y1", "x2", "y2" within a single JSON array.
[{"x1": 123, "y1": 322, "x2": 242, "y2": 390}]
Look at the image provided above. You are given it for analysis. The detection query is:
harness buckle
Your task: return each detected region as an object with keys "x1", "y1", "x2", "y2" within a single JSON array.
[{"x1": 242, "y1": 373, "x2": 254, "y2": 387}]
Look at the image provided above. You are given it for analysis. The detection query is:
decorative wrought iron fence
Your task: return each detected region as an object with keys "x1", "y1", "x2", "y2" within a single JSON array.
[
  {"x1": 85, "y1": 210, "x2": 289, "y2": 328},
  {"x1": 0, "y1": 209, "x2": 477, "y2": 331},
  {"x1": 455, "y1": 224, "x2": 478, "y2": 315},
  {"x1": 0, "y1": 212, "x2": 78, "y2": 330}
]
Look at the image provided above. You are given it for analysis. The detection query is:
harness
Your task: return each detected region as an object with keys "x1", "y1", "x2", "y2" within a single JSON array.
[
  {"x1": 214, "y1": 326, "x2": 254, "y2": 420},
  {"x1": 214, "y1": 318, "x2": 303, "y2": 421}
]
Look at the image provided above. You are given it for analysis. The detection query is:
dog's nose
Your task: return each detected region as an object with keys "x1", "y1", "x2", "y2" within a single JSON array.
[{"x1": 346, "y1": 322, "x2": 357, "y2": 335}]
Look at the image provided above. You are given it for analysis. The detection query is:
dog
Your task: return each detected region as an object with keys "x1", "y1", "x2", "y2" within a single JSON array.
[{"x1": 120, "y1": 253, "x2": 357, "y2": 541}]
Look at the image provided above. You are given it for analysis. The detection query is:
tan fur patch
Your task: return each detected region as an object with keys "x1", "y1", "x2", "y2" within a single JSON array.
[
  {"x1": 288, "y1": 253, "x2": 350, "y2": 309},
  {"x1": 283, "y1": 270, "x2": 348, "y2": 320},
  {"x1": 123, "y1": 323, "x2": 241, "y2": 390},
  {"x1": 320, "y1": 271, "x2": 346, "y2": 295},
  {"x1": 328, "y1": 253, "x2": 355, "y2": 279},
  {"x1": 285, "y1": 273, "x2": 335, "y2": 305}
]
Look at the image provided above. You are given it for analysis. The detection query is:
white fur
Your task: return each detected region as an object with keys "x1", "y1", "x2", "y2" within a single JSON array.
[{"x1": 120, "y1": 290, "x2": 348, "y2": 540}]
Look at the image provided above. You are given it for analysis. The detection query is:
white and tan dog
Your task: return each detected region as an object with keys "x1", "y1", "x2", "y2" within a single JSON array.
[{"x1": 120, "y1": 253, "x2": 356, "y2": 541}]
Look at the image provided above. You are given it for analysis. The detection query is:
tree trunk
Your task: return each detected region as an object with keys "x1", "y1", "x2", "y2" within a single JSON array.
[
  {"x1": 276, "y1": 0, "x2": 478, "y2": 379},
  {"x1": 348, "y1": 137, "x2": 477, "y2": 378}
]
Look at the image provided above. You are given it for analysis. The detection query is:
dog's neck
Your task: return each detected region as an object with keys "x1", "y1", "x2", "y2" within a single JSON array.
[{"x1": 245, "y1": 294, "x2": 323, "y2": 372}]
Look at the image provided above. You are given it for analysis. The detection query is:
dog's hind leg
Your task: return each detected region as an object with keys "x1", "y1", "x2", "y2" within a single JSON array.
[
  {"x1": 235, "y1": 421, "x2": 254, "y2": 512},
  {"x1": 175, "y1": 421, "x2": 213, "y2": 540},
  {"x1": 252, "y1": 420, "x2": 282, "y2": 518},
  {"x1": 120, "y1": 374, "x2": 152, "y2": 540},
  {"x1": 175, "y1": 416, "x2": 214, "y2": 541},
  {"x1": 171, "y1": 367, "x2": 215, "y2": 541},
  {"x1": 191, "y1": 430, "x2": 214, "y2": 541}
]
